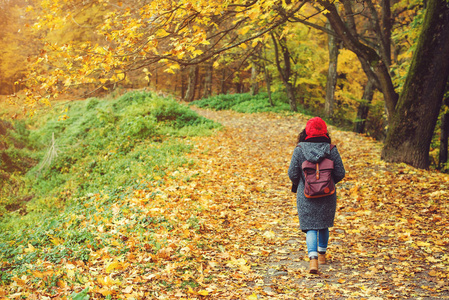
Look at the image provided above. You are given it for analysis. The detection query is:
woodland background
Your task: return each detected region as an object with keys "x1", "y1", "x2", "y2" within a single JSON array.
[{"x1": 0, "y1": 0, "x2": 449, "y2": 298}]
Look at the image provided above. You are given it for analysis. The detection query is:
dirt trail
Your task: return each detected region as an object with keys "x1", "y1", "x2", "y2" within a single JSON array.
[{"x1": 191, "y1": 107, "x2": 449, "y2": 299}]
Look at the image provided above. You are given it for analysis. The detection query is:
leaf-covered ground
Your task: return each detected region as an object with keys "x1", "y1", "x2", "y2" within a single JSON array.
[{"x1": 2, "y1": 108, "x2": 449, "y2": 299}]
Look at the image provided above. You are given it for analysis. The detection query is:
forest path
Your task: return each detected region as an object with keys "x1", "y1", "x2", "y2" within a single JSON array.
[{"x1": 189, "y1": 106, "x2": 449, "y2": 299}]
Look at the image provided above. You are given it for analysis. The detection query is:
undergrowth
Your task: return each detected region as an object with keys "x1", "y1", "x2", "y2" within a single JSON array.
[{"x1": 190, "y1": 92, "x2": 291, "y2": 113}]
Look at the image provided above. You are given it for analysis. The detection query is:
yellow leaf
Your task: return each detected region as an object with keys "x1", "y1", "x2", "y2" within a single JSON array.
[
  {"x1": 248, "y1": 293, "x2": 258, "y2": 300},
  {"x1": 98, "y1": 275, "x2": 119, "y2": 287},
  {"x1": 239, "y1": 25, "x2": 251, "y2": 35},
  {"x1": 98, "y1": 288, "x2": 113, "y2": 296},
  {"x1": 105, "y1": 261, "x2": 122, "y2": 273},
  {"x1": 24, "y1": 243, "x2": 35, "y2": 253},
  {"x1": 240, "y1": 264, "x2": 251, "y2": 273},
  {"x1": 416, "y1": 241, "x2": 431, "y2": 247},
  {"x1": 192, "y1": 49, "x2": 203, "y2": 57},
  {"x1": 198, "y1": 290, "x2": 209, "y2": 296},
  {"x1": 426, "y1": 256, "x2": 439, "y2": 263},
  {"x1": 50, "y1": 237, "x2": 64, "y2": 245},
  {"x1": 263, "y1": 230, "x2": 275, "y2": 239},
  {"x1": 66, "y1": 269, "x2": 75, "y2": 278},
  {"x1": 32, "y1": 270, "x2": 44, "y2": 278},
  {"x1": 110, "y1": 239, "x2": 121, "y2": 247}
]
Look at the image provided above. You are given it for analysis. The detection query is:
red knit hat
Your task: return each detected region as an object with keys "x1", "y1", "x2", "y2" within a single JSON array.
[{"x1": 305, "y1": 117, "x2": 328, "y2": 140}]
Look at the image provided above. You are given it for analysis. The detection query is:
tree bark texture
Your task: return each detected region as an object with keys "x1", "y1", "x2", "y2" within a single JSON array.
[
  {"x1": 381, "y1": 0, "x2": 449, "y2": 169},
  {"x1": 325, "y1": 21, "x2": 339, "y2": 118},
  {"x1": 184, "y1": 65, "x2": 199, "y2": 102},
  {"x1": 353, "y1": 79, "x2": 375, "y2": 134}
]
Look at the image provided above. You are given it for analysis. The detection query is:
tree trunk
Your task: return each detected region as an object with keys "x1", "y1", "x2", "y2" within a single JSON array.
[
  {"x1": 203, "y1": 62, "x2": 213, "y2": 98},
  {"x1": 250, "y1": 62, "x2": 259, "y2": 96},
  {"x1": 262, "y1": 45, "x2": 273, "y2": 106},
  {"x1": 154, "y1": 68, "x2": 158, "y2": 90},
  {"x1": 439, "y1": 98, "x2": 449, "y2": 169},
  {"x1": 381, "y1": 0, "x2": 392, "y2": 66},
  {"x1": 220, "y1": 69, "x2": 226, "y2": 94},
  {"x1": 271, "y1": 32, "x2": 297, "y2": 112},
  {"x1": 353, "y1": 79, "x2": 375, "y2": 134},
  {"x1": 263, "y1": 64, "x2": 273, "y2": 106},
  {"x1": 319, "y1": 0, "x2": 398, "y2": 124},
  {"x1": 324, "y1": 21, "x2": 339, "y2": 118},
  {"x1": 184, "y1": 65, "x2": 199, "y2": 102},
  {"x1": 181, "y1": 67, "x2": 186, "y2": 99},
  {"x1": 381, "y1": 0, "x2": 449, "y2": 169}
]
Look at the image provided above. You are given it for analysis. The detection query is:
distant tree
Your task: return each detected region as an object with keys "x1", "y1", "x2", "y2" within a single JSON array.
[
  {"x1": 271, "y1": 31, "x2": 297, "y2": 112},
  {"x1": 324, "y1": 21, "x2": 339, "y2": 119},
  {"x1": 0, "y1": 0, "x2": 38, "y2": 95}
]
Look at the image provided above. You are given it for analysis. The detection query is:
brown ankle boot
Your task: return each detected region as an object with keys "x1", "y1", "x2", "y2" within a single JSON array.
[
  {"x1": 309, "y1": 258, "x2": 318, "y2": 274},
  {"x1": 318, "y1": 253, "x2": 326, "y2": 265}
]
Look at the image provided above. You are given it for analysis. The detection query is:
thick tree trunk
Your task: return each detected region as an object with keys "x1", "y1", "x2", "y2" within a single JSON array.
[
  {"x1": 381, "y1": 0, "x2": 449, "y2": 169},
  {"x1": 250, "y1": 63, "x2": 259, "y2": 96},
  {"x1": 184, "y1": 65, "x2": 199, "y2": 102},
  {"x1": 325, "y1": 21, "x2": 339, "y2": 118},
  {"x1": 353, "y1": 79, "x2": 375, "y2": 134},
  {"x1": 439, "y1": 98, "x2": 449, "y2": 169}
]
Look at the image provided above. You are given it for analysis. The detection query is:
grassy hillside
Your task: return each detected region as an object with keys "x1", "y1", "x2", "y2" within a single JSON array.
[{"x1": 0, "y1": 91, "x2": 221, "y2": 284}]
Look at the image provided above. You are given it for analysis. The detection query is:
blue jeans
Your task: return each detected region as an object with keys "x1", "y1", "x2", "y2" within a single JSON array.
[{"x1": 306, "y1": 228, "x2": 329, "y2": 258}]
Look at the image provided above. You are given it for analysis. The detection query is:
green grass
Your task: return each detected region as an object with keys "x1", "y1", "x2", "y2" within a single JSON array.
[
  {"x1": 190, "y1": 92, "x2": 291, "y2": 113},
  {"x1": 0, "y1": 90, "x2": 221, "y2": 283}
]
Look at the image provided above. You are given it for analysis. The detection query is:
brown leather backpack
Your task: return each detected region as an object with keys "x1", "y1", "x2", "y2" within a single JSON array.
[{"x1": 301, "y1": 144, "x2": 336, "y2": 198}]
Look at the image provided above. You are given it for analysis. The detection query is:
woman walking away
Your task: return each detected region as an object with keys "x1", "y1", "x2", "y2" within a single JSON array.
[{"x1": 288, "y1": 117, "x2": 345, "y2": 274}]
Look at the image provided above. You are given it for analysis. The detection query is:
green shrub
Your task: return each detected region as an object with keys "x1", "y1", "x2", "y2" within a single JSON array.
[{"x1": 191, "y1": 92, "x2": 290, "y2": 113}]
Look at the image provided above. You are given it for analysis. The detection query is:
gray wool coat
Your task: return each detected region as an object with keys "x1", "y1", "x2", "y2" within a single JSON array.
[{"x1": 288, "y1": 142, "x2": 345, "y2": 231}]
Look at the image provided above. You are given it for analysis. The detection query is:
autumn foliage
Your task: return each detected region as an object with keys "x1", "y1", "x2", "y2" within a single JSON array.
[{"x1": 0, "y1": 0, "x2": 448, "y2": 296}]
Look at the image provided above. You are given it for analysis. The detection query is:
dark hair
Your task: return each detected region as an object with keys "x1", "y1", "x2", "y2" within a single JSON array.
[
  {"x1": 297, "y1": 129, "x2": 307, "y2": 144},
  {"x1": 296, "y1": 129, "x2": 331, "y2": 144}
]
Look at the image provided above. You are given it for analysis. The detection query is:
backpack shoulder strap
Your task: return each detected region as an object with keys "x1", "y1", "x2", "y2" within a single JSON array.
[{"x1": 330, "y1": 144, "x2": 336, "y2": 150}]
